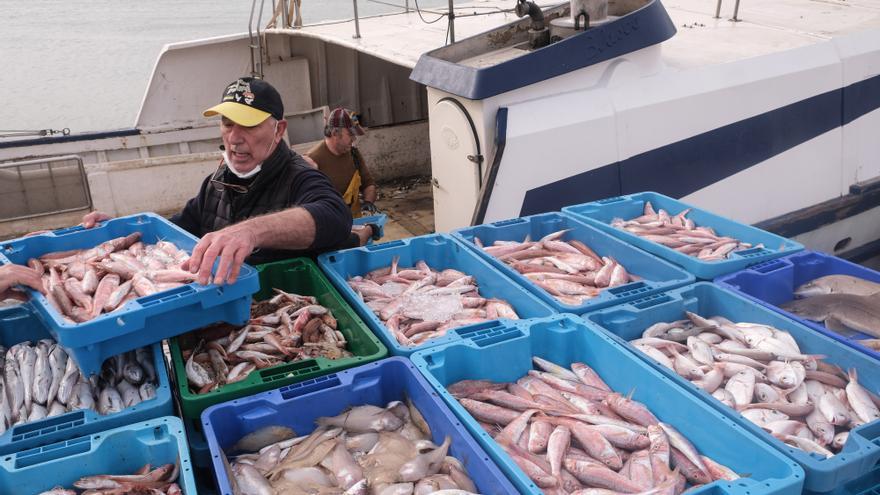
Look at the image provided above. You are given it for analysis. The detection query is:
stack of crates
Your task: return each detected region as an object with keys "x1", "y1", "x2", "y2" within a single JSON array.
[
  {"x1": 166, "y1": 257, "x2": 387, "y2": 489},
  {"x1": 0, "y1": 213, "x2": 262, "y2": 493}
]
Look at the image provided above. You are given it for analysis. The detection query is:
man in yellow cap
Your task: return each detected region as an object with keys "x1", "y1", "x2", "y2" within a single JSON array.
[{"x1": 82, "y1": 77, "x2": 352, "y2": 285}]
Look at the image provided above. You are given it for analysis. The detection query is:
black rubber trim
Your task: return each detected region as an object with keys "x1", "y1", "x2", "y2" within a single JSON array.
[
  {"x1": 471, "y1": 107, "x2": 508, "y2": 226},
  {"x1": 438, "y1": 97, "x2": 483, "y2": 188}
]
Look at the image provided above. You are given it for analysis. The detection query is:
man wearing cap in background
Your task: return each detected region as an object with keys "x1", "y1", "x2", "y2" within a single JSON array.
[
  {"x1": 307, "y1": 107, "x2": 381, "y2": 245},
  {"x1": 82, "y1": 77, "x2": 352, "y2": 285}
]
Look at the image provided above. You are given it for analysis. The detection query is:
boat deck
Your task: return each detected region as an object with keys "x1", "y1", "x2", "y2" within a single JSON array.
[
  {"x1": 374, "y1": 177, "x2": 435, "y2": 241},
  {"x1": 279, "y1": 0, "x2": 880, "y2": 73}
]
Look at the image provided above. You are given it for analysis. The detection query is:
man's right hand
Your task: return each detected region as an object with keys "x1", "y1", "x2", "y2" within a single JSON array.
[{"x1": 81, "y1": 211, "x2": 112, "y2": 229}]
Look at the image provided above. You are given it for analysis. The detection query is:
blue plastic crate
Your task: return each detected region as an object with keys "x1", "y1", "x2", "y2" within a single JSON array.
[
  {"x1": 0, "y1": 212, "x2": 260, "y2": 375},
  {"x1": 0, "y1": 416, "x2": 196, "y2": 494},
  {"x1": 452, "y1": 212, "x2": 695, "y2": 313},
  {"x1": 837, "y1": 463, "x2": 880, "y2": 495},
  {"x1": 581, "y1": 282, "x2": 880, "y2": 494},
  {"x1": 0, "y1": 303, "x2": 173, "y2": 456},
  {"x1": 562, "y1": 191, "x2": 803, "y2": 280},
  {"x1": 353, "y1": 213, "x2": 387, "y2": 245},
  {"x1": 317, "y1": 233, "x2": 555, "y2": 356},
  {"x1": 183, "y1": 416, "x2": 212, "y2": 469},
  {"x1": 411, "y1": 314, "x2": 805, "y2": 495},
  {"x1": 202, "y1": 357, "x2": 519, "y2": 495},
  {"x1": 716, "y1": 250, "x2": 880, "y2": 362}
]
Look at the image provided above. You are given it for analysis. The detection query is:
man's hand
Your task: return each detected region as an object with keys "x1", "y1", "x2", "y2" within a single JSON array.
[
  {"x1": 0, "y1": 265, "x2": 46, "y2": 301},
  {"x1": 361, "y1": 201, "x2": 380, "y2": 216},
  {"x1": 181, "y1": 222, "x2": 257, "y2": 285},
  {"x1": 82, "y1": 211, "x2": 112, "y2": 229}
]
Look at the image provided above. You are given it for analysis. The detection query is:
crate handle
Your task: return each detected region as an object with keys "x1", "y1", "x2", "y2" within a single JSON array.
[
  {"x1": 491, "y1": 218, "x2": 526, "y2": 227},
  {"x1": 279, "y1": 373, "x2": 341, "y2": 400},
  {"x1": 258, "y1": 358, "x2": 320, "y2": 383},
  {"x1": 51, "y1": 224, "x2": 88, "y2": 236},
  {"x1": 365, "y1": 240, "x2": 406, "y2": 251},
  {"x1": 595, "y1": 196, "x2": 626, "y2": 205},
  {"x1": 13, "y1": 435, "x2": 93, "y2": 469},
  {"x1": 467, "y1": 326, "x2": 524, "y2": 348},
  {"x1": 630, "y1": 294, "x2": 673, "y2": 309},
  {"x1": 750, "y1": 258, "x2": 787, "y2": 274},
  {"x1": 607, "y1": 281, "x2": 649, "y2": 298},
  {"x1": 0, "y1": 304, "x2": 32, "y2": 322}
]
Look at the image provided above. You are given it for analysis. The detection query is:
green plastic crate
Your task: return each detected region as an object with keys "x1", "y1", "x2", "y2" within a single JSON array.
[{"x1": 169, "y1": 257, "x2": 388, "y2": 421}]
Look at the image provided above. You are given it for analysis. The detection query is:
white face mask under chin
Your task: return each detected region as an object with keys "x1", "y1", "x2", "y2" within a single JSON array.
[
  {"x1": 223, "y1": 150, "x2": 262, "y2": 179},
  {"x1": 223, "y1": 120, "x2": 279, "y2": 179}
]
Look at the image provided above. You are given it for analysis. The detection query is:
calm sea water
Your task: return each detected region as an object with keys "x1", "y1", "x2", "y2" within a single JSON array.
[{"x1": 0, "y1": 0, "x2": 445, "y2": 134}]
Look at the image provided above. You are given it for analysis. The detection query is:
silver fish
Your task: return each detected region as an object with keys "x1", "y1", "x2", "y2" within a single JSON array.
[
  {"x1": 794, "y1": 275, "x2": 880, "y2": 298},
  {"x1": 18, "y1": 345, "x2": 36, "y2": 413},
  {"x1": 782, "y1": 293, "x2": 880, "y2": 338},
  {"x1": 399, "y1": 436, "x2": 450, "y2": 482},
  {"x1": 47, "y1": 345, "x2": 67, "y2": 406},
  {"x1": 4, "y1": 357, "x2": 24, "y2": 423},
  {"x1": 116, "y1": 379, "x2": 141, "y2": 409},
  {"x1": 98, "y1": 387, "x2": 124, "y2": 415},
  {"x1": 846, "y1": 368, "x2": 880, "y2": 423},
  {"x1": 135, "y1": 347, "x2": 156, "y2": 383},
  {"x1": 316, "y1": 405, "x2": 404, "y2": 433},
  {"x1": 47, "y1": 401, "x2": 67, "y2": 418},
  {"x1": 123, "y1": 360, "x2": 145, "y2": 386},
  {"x1": 32, "y1": 345, "x2": 51, "y2": 405},
  {"x1": 56, "y1": 356, "x2": 79, "y2": 406},
  {"x1": 139, "y1": 382, "x2": 156, "y2": 401},
  {"x1": 229, "y1": 425, "x2": 296, "y2": 454}
]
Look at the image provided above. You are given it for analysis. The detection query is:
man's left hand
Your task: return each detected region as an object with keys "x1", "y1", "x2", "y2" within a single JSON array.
[
  {"x1": 181, "y1": 223, "x2": 257, "y2": 285},
  {"x1": 361, "y1": 201, "x2": 380, "y2": 216},
  {"x1": 0, "y1": 264, "x2": 46, "y2": 301}
]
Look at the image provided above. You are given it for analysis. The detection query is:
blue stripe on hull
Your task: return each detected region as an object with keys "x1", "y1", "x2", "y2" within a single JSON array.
[{"x1": 519, "y1": 73, "x2": 880, "y2": 217}]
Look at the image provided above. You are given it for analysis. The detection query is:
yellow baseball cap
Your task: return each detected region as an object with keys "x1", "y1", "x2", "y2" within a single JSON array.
[{"x1": 203, "y1": 77, "x2": 284, "y2": 126}]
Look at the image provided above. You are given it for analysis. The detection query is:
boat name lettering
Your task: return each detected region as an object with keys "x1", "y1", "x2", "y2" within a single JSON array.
[{"x1": 583, "y1": 17, "x2": 640, "y2": 61}]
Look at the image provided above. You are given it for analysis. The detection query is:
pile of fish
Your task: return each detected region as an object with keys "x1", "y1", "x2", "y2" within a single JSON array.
[
  {"x1": 781, "y1": 274, "x2": 880, "y2": 339},
  {"x1": 449, "y1": 357, "x2": 738, "y2": 494},
  {"x1": 182, "y1": 289, "x2": 352, "y2": 394},
  {"x1": 225, "y1": 400, "x2": 481, "y2": 495},
  {"x1": 473, "y1": 230, "x2": 637, "y2": 306},
  {"x1": 0, "y1": 342, "x2": 158, "y2": 434},
  {"x1": 628, "y1": 311, "x2": 880, "y2": 458},
  {"x1": 26, "y1": 233, "x2": 195, "y2": 322},
  {"x1": 347, "y1": 257, "x2": 519, "y2": 347},
  {"x1": 611, "y1": 202, "x2": 758, "y2": 261},
  {"x1": 38, "y1": 462, "x2": 182, "y2": 495}
]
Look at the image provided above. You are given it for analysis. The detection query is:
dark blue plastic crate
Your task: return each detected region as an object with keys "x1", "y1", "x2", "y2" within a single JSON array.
[
  {"x1": 562, "y1": 191, "x2": 803, "y2": 280},
  {"x1": 0, "y1": 416, "x2": 196, "y2": 494},
  {"x1": 581, "y1": 282, "x2": 880, "y2": 494},
  {"x1": 452, "y1": 212, "x2": 694, "y2": 313},
  {"x1": 202, "y1": 357, "x2": 518, "y2": 495},
  {"x1": 317, "y1": 233, "x2": 555, "y2": 356},
  {"x1": 716, "y1": 250, "x2": 880, "y2": 362},
  {"x1": 410, "y1": 314, "x2": 805, "y2": 495},
  {"x1": 0, "y1": 303, "x2": 173, "y2": 456},
  {"x1": 0, "y1": 212, "x2": 259, "y2": 375}
]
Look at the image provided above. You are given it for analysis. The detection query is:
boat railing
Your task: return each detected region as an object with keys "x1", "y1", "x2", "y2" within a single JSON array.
[
  {"x1": 714, "y1": 0, "x2": 742, "y2": 21},
  {"x1": 262, "y1": 0, "x2": 454, "y2": 41},
  {"x1": 0, "y1": 155, "x2": 92, "y2": 223}
]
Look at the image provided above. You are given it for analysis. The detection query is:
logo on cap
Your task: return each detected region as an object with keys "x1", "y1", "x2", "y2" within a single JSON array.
[{"x1": 224, "y1": 79, "x2": 257, "y2": 105}]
